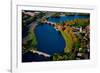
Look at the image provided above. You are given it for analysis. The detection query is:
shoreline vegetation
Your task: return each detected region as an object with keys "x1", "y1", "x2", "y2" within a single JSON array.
[{"x1": 22, "y1": 11, "x2": 90, "y2": 62}]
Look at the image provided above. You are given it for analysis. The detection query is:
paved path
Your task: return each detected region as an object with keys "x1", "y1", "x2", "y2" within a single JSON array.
[{"x1": 30, "y1": 50, "x2": 51, "y2": 57}]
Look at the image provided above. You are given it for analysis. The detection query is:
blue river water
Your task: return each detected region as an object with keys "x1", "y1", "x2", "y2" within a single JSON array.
[
  {"x1": 48, "y1": 15, "x2": 89, "y2": 23},
  {"x1": 35, "y1": 24, "x2": 66, "y2": 55}
]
